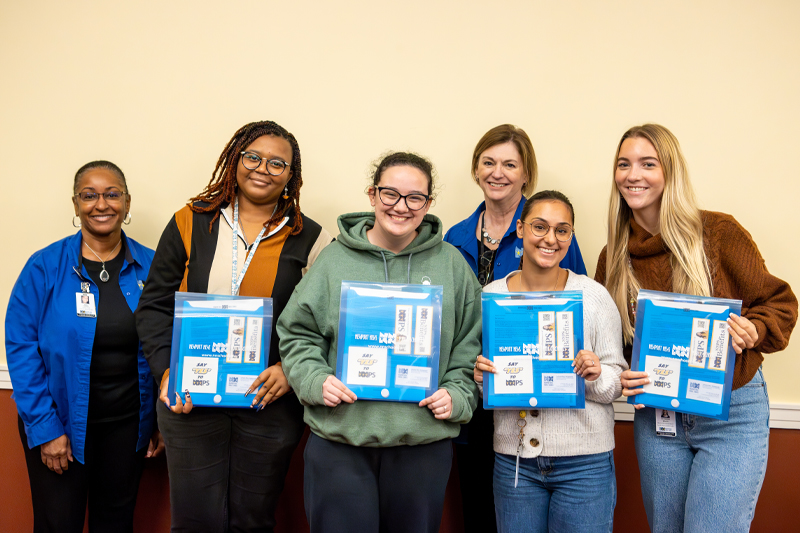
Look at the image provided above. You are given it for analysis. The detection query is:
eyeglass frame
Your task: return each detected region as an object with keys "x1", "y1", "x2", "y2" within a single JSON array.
[
  {"x1": 520, "y1": 219, "x2": 575, "y2": 242},
  {"x1": 239, "y1": 151, "x2": 291, "y2": 176},
  {"x1": 73, "y1": 189, "x2": 129, "y2": 204},
  {"x1": 374, "y1": 187, "x2": 430, "y2": 211}
]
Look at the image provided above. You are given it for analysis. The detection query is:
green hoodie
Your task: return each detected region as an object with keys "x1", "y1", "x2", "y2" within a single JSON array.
[{"x1": 278, "y1": 212, "x2": 482, "y2": 447}]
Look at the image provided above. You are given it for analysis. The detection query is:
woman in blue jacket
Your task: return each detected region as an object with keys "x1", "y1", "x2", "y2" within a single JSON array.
[
  {"x1": 5, "y1": 161, "x2": 161, "y2": 533},
  {"x1": 444, "y1": 125, "x2": 586, "y2": 532}
]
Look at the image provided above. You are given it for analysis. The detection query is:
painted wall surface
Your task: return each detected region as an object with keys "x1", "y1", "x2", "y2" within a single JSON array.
[{"x1": 1, "y1": 1, "x2": 798, "y2": 402}]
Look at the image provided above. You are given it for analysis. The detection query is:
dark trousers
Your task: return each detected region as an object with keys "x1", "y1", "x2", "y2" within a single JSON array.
[
  {"x1": 18, "y1": 414, "x2": 146, "y2": 533},
  {"x1": 303, "y1": 432, "x2": 453, "y2": 533},
  {"x1": 157, "y1": 395, "x2": 305, "y2": 533},
  {"x1": 455, "y1": 403, "x2": 497, "y2": 533}
]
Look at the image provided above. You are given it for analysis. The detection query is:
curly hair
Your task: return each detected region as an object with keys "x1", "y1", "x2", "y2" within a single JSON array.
[{"x1": 190, "y1": 120, "x2": 304, "y2": 234}]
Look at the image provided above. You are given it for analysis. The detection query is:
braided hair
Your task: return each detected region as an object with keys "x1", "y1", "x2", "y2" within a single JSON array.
[{"x1": 190, "y1": 120, "x2": 304, "y2": 235}]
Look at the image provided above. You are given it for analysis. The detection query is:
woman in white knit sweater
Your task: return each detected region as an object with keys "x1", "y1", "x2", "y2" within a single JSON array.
[{"x1": 475, "y1": 190, "x2": 627, "y2": 533}]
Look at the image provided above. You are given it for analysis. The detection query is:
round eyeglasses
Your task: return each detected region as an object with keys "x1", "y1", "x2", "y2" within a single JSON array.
[
  {"x1": 521, "y1": 220, "x2": 574, "y2": 242},
  {"x1": 376, "y1": 187, "x2": 429, "y2": 211},
  {"x1": 240, "y1": 151, "x2": 291, "y2": 176}
]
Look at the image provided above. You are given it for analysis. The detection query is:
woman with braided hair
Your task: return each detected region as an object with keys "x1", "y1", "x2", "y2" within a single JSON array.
[{"x1": 136, "y1": 120, "x2": 332, "y2": 532}]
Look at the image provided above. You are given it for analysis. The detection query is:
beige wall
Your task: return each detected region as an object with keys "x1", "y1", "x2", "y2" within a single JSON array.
[{"x1": 2, "y1": 1, "x2": 798, "y2": 402}]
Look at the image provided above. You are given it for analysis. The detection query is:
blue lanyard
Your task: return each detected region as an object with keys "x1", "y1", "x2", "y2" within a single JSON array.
[{"x1": 231, "y1": 197, "x2": 269, "y2": 296}]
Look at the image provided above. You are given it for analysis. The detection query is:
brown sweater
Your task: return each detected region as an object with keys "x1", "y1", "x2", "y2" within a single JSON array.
[{"x1": 595, "y1": 210, "x2": 797, "y2": 390}]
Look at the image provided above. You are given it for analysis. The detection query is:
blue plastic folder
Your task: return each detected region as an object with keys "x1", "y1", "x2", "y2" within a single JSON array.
[
  {"x1": 482, "y1": 291, "x2": 585, "y2": 409},
  {"x1": 169, "y1": 292, "x2": 272, "y2": 408},
  {"x1": 629, "y1": 289, "x2": 742, "y2": 420},
  {"x1": 336, "y1": 281, "x2": 443, "y2": 403}
]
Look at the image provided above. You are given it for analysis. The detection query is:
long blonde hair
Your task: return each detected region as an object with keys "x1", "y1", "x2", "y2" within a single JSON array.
[{"x1": 605, "y1": 124, "x2": 712, "y2": 343}]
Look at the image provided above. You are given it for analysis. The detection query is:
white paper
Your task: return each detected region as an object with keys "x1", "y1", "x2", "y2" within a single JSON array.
[
  {"x1": 182, "y1": 356, "x2": 218, "y2": 393},
  {"x1": 414, "y1": 306, "x2": 433, "y2": 356},
  {"x1": 394, "y1": 305, "x2": 412, "y2": 354},
  {"x1": 225, "y1": 374, "x2": 258, "y2": 394},
  {"x1": 688, "y1": 317, "x2": 710, "y2": 369},
  {"x1": 556, "y1": 311, "x2": 574, "y2": 361},
  {"x1": 395, "y1": 365, "x2": 432, "y2": 388},
  {"x1": 538, "y1": 311, "x2": 556, "y2": 361},
  {"x1": 244, "y1": 316, "x2": 262, "y2": 364},
  {"x1": 686, "y1": 379, "x2": 724, "y2": 404},
  {"x1": 226, "y1": 316, "x2": 246, "y2": 363},
  {"x1": 708, "y1": 320, "x2": 730, "y2": 372},
  {"x1": 493, "y1": 356, "x2": 534, "y2": 394},
  {"x1": 642, "y1": 355, "x2": 680, "y2": 397},
  {"x1": 186, "y1": 299, "x2": 263, "y2": 311},
  {"x1": 541, "y1": 373, "x2": 576, "y2": 394},
  {"x1": 346, "y1": 346, "x2": 388, "y2": 386}
]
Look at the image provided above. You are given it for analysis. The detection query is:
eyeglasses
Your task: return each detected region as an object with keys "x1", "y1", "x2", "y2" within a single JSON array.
[
  {"x1": 74, "y1": 190, "x2": 127, "y2": 203},
  {"x1": 375, "y1": 187, "x2": 429, "y2": 211},
  {"x1": 240, "y1": 151, "x2": 291, "y2": 176},
  {"x1": 521, "y1": 220, "x2": 574, "y2": 242}
]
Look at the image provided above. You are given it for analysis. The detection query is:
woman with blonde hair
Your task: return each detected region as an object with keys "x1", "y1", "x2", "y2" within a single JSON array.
[{"x1": 595, "y1": 123, "x2": 797, "y2": 532}]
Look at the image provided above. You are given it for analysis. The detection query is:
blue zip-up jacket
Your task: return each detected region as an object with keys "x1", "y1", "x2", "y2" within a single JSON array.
[
  {"x1": 443, "y1": 199, "x2": 587, "y2": 280},
  {"x1": 5, "y1": 231, "x2": 156, "y2": 463}
]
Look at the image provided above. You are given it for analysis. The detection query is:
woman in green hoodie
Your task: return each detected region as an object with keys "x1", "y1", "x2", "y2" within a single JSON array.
[{"x1": 278, "y1": 152, "x2": 482, "y2": 533}]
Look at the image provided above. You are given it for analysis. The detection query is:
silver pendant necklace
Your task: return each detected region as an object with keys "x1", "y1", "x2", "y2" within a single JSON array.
[
  {"x1": 481, "y1": 211, "x2": 502, "y2": 245},
  {"x1": 84, "y1": 240, "x2": 121, "y2": 282}
]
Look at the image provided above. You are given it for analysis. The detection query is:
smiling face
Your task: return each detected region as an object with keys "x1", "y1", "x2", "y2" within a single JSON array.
[
  {"x1": 236, "y1": 134, "x2": 293, "y2": 208},
  {"x1": 368, "y1": 165, "x2": 431, "y2": 253},
  {"x1": 475, "y1": 142, "x2": 526, "y2": 204},
  {"x1": 516, "y1": 200, "x2": 573, "y2": 272},
  {"x1": 72, "y1": 168, "x2": 130, "y2": 239},
  {"x1": 615, "y1": 136, "x2": 665, "y2": 227}
]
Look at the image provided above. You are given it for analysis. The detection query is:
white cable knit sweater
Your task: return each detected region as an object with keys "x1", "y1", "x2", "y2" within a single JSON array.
[{"x1": 483, "y1": 270, "x2": 627, "y2": 458}]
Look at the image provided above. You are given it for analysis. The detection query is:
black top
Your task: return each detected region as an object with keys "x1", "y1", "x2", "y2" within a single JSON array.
[
  {"x1": 477, "y1": 238, "x2": 497, "y2": 287},
  {"x1": 83, "y1": 241, "x2": 141, "y2": 423}
]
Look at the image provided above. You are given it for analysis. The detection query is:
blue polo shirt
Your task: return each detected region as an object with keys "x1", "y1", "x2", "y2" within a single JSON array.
[
  {"x1": 443, "y1": 199, "x2": 587, "y2": 281},
  {"x1": 6, "y1": 231, "x2": 156, "y2": 463}
]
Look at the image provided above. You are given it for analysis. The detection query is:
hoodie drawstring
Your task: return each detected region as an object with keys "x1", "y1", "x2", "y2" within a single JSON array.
[
  {"x1": 379, "y1": 251, "x2": 414, "y2": 284},
  {"x1": 380, "y1": 251, "x2": 389, "y2": 283}
]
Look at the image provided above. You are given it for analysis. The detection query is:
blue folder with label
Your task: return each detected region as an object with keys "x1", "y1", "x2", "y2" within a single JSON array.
[
  {"x1": 336, "y1": 281, "x2": 443, "y2": 403},
  {"x1": 482, "y1": 291, "x2": 585, "y2": 409},
  {"x1": 629, "y1": 289, "x2": 741, "y2": 420},
  {"x1": 169, "y1": 292, "x2": 272, "y2": 408}
]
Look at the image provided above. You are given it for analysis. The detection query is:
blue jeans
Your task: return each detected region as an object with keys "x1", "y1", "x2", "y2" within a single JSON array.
[
  {"x1": 634, "y1": 369, "x2": 769, "y2": 533},
  {"x1": 493, "y1": 451, "x2": 616, "y2": 533}
]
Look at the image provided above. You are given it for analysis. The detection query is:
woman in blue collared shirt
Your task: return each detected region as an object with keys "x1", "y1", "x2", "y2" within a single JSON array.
[
  {"x1": 5, "y1": 161, "x2": 161, "y2": 533},
  {"x1": 443, "y1": 125, "x2": 586, "y2": 533}
]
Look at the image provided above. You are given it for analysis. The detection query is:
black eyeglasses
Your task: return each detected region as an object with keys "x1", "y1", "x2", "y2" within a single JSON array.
[
  {"x1": 521, "y1": 220, "x2": 574, "y2": 242},
  {"x1": 375, "y1": 187, "x2": 429, "y2": 211},
  {"x1": 74, "y1": 190, "x2": 127, "y2": 203},
  {"x1": 240, "y1": 152, "x2": 291, "y2": 176}
]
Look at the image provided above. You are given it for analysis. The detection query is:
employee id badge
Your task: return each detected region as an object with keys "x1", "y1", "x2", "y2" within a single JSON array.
[
  {"x1": 76, "y1": 292, "x2": 97, "y2": 317},
  {"x1": 168, "y1": 292, "x2": 273, "y2": 408},
  {"x1": 482, "y1": 291, "x2": 585, "y2": 410},
  {"x1": 336, "y1": 281, "x2": 443, "y2": 403},
  {"x1": 629, "y1": 289, "x2": 741, "y2": 420}
]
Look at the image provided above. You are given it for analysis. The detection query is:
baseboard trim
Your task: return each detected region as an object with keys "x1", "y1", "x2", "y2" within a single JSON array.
[{"x1": 613, "y1": 397, "x2": 800, "y2": 429}]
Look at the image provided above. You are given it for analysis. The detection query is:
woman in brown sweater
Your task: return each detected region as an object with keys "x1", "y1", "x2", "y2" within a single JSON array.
[{"x1": 596, "y1": 124, "x2": 797, "y2": 533}]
